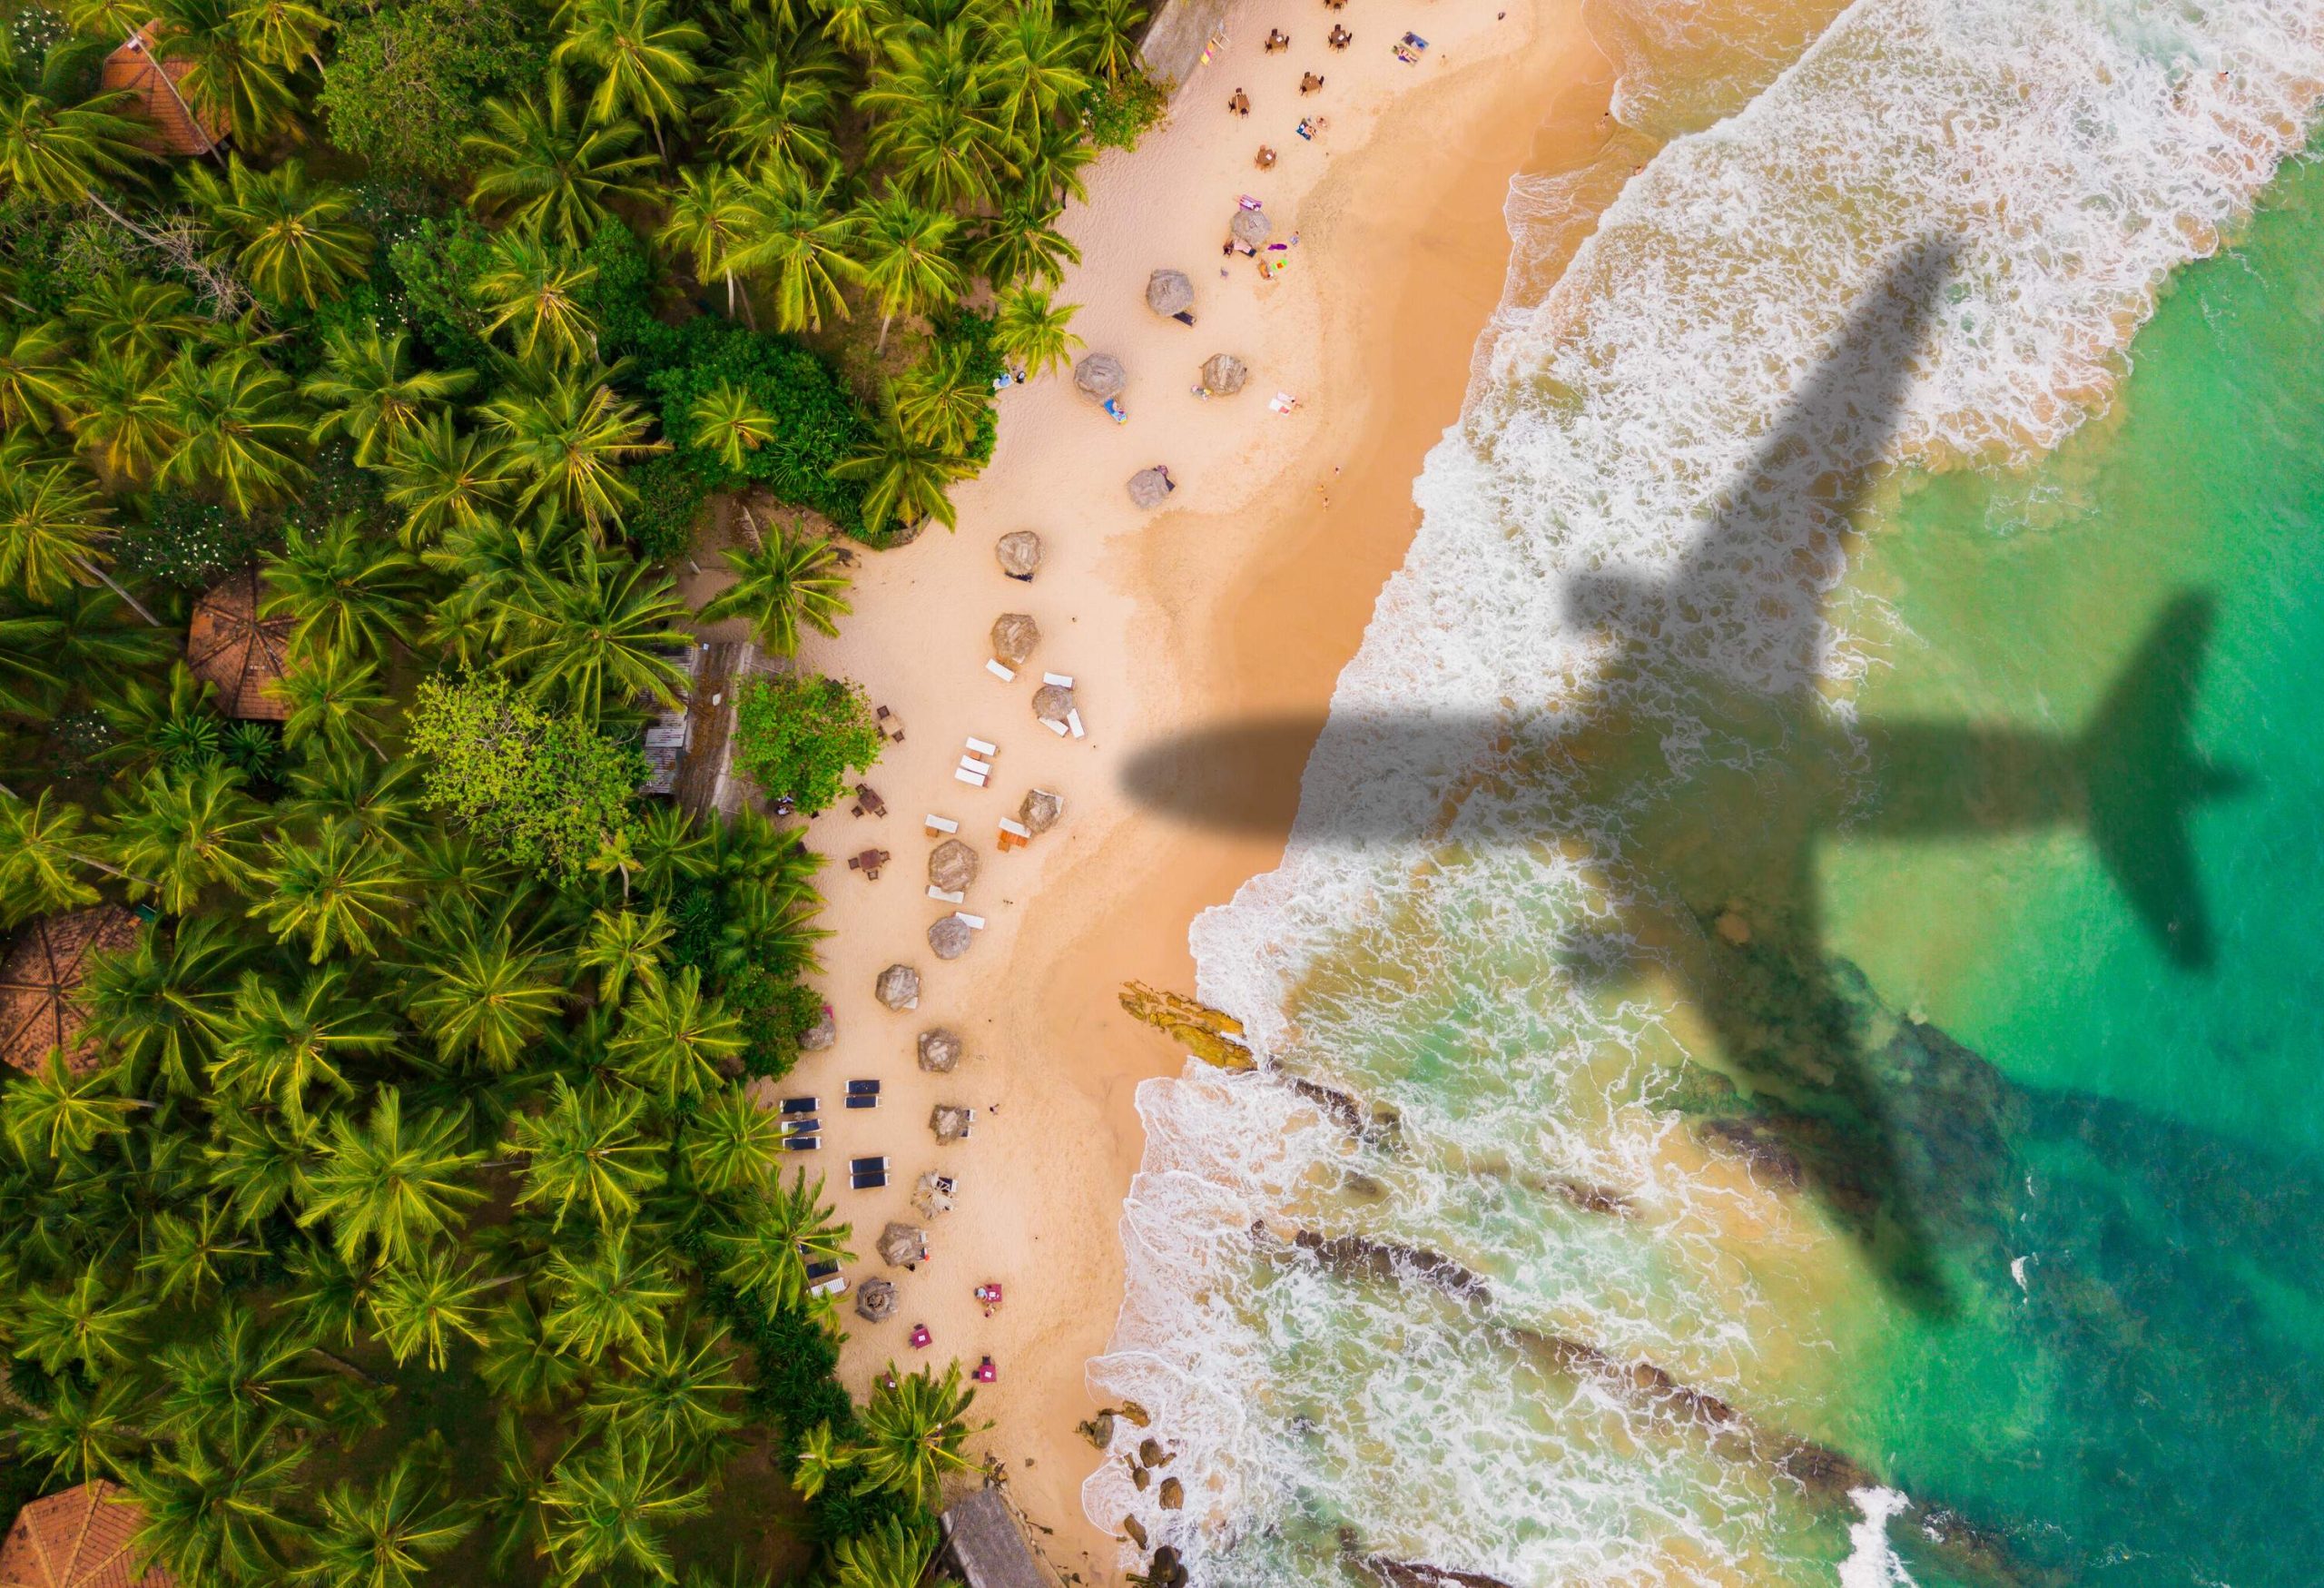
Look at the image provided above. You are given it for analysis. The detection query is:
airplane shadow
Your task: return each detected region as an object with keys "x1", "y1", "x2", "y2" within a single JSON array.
[{"x1": 1118, "y1": 247, "x2": 2247, "y2": 1314}]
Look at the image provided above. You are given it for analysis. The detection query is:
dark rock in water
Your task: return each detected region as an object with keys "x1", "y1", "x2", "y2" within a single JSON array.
[
  {"x1": 1157, "y1": 1476, "x2": 1183, "y2": 1510},
  {"x1": 1137, "y1": 1437, "x2": 1169, "y2": 1467},
  {"x1": 1540, "y1": 1177, "x2": 1632, "y2": 1217},
  {"x1": 1117, "y1": 1398, "x2": 1152, "y2": 1427},
  {"x1": 1128, "y1": 1462, "x2": 1149, "y2": 1491},
  {"x1": 1288, "y1": 1077, "x2": 1365, "y2": 1135},
  {"x1": 1078, "y1": 1412, "x2": 1115, "y2": 1449},
  {"x1": 1151, "y1": 1546, "x2": 1179, "y2": 1571},
  {"x1": 1287, "y1": 1229, "x2": 1493, "y2": 1310},
  {"x1": 1350, "y1": 1552, "x2": 1518, "y2": 1588},
  {"x1": 1122, "y1": 1515, "x2": 1147, "y2": 1549}
]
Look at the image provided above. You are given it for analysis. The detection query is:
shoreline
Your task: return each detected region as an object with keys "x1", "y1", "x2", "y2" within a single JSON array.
[{"x1": 768, "y1": 1, "x2": 1627, "y2": 1575}]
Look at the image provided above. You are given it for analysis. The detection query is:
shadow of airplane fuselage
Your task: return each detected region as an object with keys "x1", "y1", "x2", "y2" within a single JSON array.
[{"x1": 1121, "y1": 246, "x2": 2246, "y2": 1311}]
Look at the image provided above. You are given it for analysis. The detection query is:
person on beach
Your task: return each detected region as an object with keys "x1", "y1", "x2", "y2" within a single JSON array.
[
  {"x1": 1300, "y1": 72, "x2": 1324, "y2": 94},
  {"x1": 1228, "y1": 87, "x2": 1250, "y2": 115}
]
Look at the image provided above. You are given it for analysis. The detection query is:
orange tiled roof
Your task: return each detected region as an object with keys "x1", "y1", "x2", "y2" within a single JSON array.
[
  {"x1": 98, "y1": 26, "x2": 224, "y2": 158},
  {"x1": 0, "y1": 1481, "x2": 174, "y2": 1587}
]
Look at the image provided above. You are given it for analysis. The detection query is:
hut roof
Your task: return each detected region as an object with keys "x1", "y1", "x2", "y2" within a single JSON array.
[
  {"x1": 1200, "y1": 353, "x2": 1249, "y2": 397},
  {"x1": 184, "y1": 567, "x2": 294, "y2": 721},
  {"x1": 1146, "y1": 270, "x2": 1195, "y2": 317},
  {"x1": 0, "y1": 1480, "x2": 174, "y2": 1587},
  {"x1": 1231, "y1": 207, "x2": 1271, "y2": 247},
  {"x1": 939, "y1": 1489, "x2": 1048, "y2": 1588},
  {"x1": 994, "y1": 531, "x2": 1042, "y2": 579},
  {"x1": 1073, "y1": 353, "x2": 1127, "y2": 400},
  {"x1": 98, "y1": 28, "x2": 223, "y2": 158},
  {"x1": 0, "y1": 908, "x2": 141, "y2": 1077}
]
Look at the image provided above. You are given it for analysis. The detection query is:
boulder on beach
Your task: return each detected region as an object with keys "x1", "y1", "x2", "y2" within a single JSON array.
[
  {"x1": 1033, "y1": 684, "x2": 1074, "y2": 725},
  {"x1": 1079, "y1": 1411, "x2": 1117, "y2": 1450},
  {"x1": 1230, "y1": 207, "x2": 1271, "y2": 248},
  {"x1": 878, "y1": 1221, "x2": 926, "y2": 1267},
  {"x1": 990, "y1": 612, "x2": 1040, "y2": 666},
  {"x1": 996, "y1": 530, "x2": 1043, "y2": 579},
  {"x1": 1073, "y1": 353, "x2": 1127, "y2": 399},
  {"x1": 875, "y1": 963, "x2": 921, "y2": 1011},
  {"x1": 1122, "y1": 1515, "x2": 1147, "y2": 1549},
  {"x1": 928, "y1": 839, "x2": 980, "y2": 893},
  {"x1": 1146, "y1": 269, "x2": 1195, "y2": 317},
  {"x1": 931, "y1": 1105, "x2": 973, "y2": 1144},
  {"x1": 928, "y1": 915, "x2": 972, "y2": 960},
  {"x1": 1200, "y1": 352, "x2": 1249, "y2": 397},
  {"x1": 855, "y1": 1277, "x2": 897, "y2": 1320},
  {"x1": 1019, "y1": 788, "x2": 1064, "y2": 834},
  {"x1": 912, "y1": 1170, "x2": 956, "y2": 1218},
  {"x1": 1128, "y1": 467, "x2": 1173, "y2": 509},
  {"x1": 1138, "y1": 1438, "x2": 1170, "y2": 1467},
  {"x1": 917, "y1": 1027, "x2": 964, "y2": 1073},
  {"x1": 796, "y1": 1005, "x2": 837, "y2": 1052},
  {"x1": 1158, "y1": 1476, "x2": 1185, "y2": 1510}
]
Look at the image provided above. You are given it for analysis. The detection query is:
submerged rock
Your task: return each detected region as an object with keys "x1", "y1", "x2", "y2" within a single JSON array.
[
  {"x1": 1122, "y1": 1515, "x2": 1147, "y2": 1549},
  {"x1": 1119, "y1": 981, "x2": 1255, "y2": 1070},
  {"x1": 1078, "y1": 1412, "x2": 1116, "y2": 1450},
  {"x1": 1116, "y1": 1398, "x2": 1152, "y2": 1428},
  {"x1": 1157, "y1": 1476, "x2": 1184, "y2": 1510}
]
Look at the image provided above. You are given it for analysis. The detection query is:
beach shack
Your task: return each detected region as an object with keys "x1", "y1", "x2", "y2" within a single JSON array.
[
  {"x1": 937, "y1": 1489, "x2": 1049, "y2": 1588},
  {"x1": 185, "y1": 567, "x2": 296, "y2": 720},
  {"x1": 0, "y1": 1479, "x2": 175, "y2": 1584},
  {"x1": 99, "y1": 25, "x2": 225, "y2": 157},
  {"x1": 0, "y1": 906, "x2": 143, "y2": 1077}
]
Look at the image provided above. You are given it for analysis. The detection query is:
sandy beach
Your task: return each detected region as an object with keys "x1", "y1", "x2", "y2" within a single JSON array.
[{"x1": 734, "y1": 0, "x2": 1633, "y2": 1573}]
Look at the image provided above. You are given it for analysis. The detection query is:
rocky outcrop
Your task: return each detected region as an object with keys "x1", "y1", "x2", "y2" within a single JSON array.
[{"x1": 1119, "y1": 981, "x2": 1254, "y2": 1070}]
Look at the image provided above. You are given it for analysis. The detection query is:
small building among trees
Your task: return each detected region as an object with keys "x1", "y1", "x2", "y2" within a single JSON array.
[
  {"x1": 98, "y1": 27, "x2": 225, "y2": 158},
  {"x1": 0, "y1": 1479, "x2": 174, "y2": 1585},
  {"x1": 0, "y1": 907, "x2": 142, "y2": 1077},
  {"x1": 937, "y1": 1489, "x2": 1050, "y2": 1588},
  {"x1": 184, "y1": 567, "x2": 295, "y2": 721}
]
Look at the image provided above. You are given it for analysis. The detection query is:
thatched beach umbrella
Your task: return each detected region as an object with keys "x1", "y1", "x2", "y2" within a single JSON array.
[
  {"x1": 931, "y1": 1104, "x2": 973, "y2": 1144},
  {"x1": 929, "y1": 839, "x2": 980, "y2": 893},
  {"x1": 996, "y1": 531, "x2": 1043, "y2": 580},
  {"x1": 1200, "y1": 353, "x2": 1249, "y2": 397},
  {"x1": 928, "y1": 915, "x2": 972, "y2": 960},
  {"x1": 875, "y1": 963, "x2": 921, "y2": 1011},
  {"x1": 1146, "y1": 269, "x2": 1195, "y2": 317},
  {"x1": 1128, "y1": 467, "x2": 1173, "y2": 508},
  {"x1": 797, "y1": 1005, "x2": 837, "y2": 1051},
  {"x1": 1, "y1": 907, "x2": 141, "y2": 1077},
  {"x1": 186, "y1": 567, "x2": 295, "y2": 721},
  {"x1": 1019, "y1": 788, "x2": 1065, "y2": 834},
  {"x1": 1074, "y1": 353, "x2": 1127, "y2": 399},
  {"x1": 1230, "y1": 207, "x2": 1271, "y2": 248},
  {"x1": 1032, "y1": 684, "x2": 1074, "y2": 725},
  {"x1": 878, "y1": 1221, "x2": 926, "y2": 1267},
  {"x1": 917, "y1": 1028, "x2": 963, "y2": 1072},
  {"x1": 990, "y1": 613, "x2": 1040, "y2": 666},
  {"x1": 911, "y1": 1171, "x2": 956, "y2": 1218},
  {"x1": 855, "y1": 1278, "x2": 898, "y2": 1321}
]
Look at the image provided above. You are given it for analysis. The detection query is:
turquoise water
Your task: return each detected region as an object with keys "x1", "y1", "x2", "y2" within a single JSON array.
[{"x1": 1821, "y1": 146, "x2": 2324, "y2": 1587}]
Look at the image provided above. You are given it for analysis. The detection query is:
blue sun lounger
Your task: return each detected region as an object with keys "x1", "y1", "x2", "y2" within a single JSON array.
[
  {"x1": 784, "y1": 1136, "x2": 820, "y2": 1151},
  {"x1": 781, "y1": 1096, "x2": 820, "y2": 1115}
]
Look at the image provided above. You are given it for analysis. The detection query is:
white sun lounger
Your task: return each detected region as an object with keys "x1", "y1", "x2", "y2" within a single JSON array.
[
  {"x1": 808, "y1": 1274, "x2": 849, "y2": 1297},
  {"x1": 985, "y1": 659, "x2": 1016, "y2": 681},
  {"x1": 1040, "y1": 718, "x2": 1068, "y2": 737},
  {"x1": 925, "y1": 814, "x2": 959, "y2": 834},
  {"x1": 928, "y1": 885, "x2": 964, "y2": 903},
  {"x1": 965, "y1": 736, "x2": 998, "y2": 756},
  {"x1": 1068, "y1": 709, "x2": 1086, "y2": 739},
  {"x1": 954, "y1": 912, "x2": 987, "y2": 931},
  {"x1": 954, "y1": 768, "x2": 987, "y2": 787},
  {"x1": 998, "y1": 818, "x2": 1031, "y2": 839},
  {"x1": 1042, "y1": 673, "x2": 1075, "y2": 688}
]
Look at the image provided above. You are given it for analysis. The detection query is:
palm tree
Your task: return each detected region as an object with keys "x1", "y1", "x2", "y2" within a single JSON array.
[
  {"x1": 303, "y1": 324, "x2": 474, "y2": 468},
  {"x1": 209, "y1": 965, "x2": 398, "y2": 1124},
  {"x1": 503, "y1": 546, "x2": 692, "y2": 715},
  {"x1": 482, "y1": 367, "x2": 661, "y2": 535},
  {"x1": 277, "y1": 646, "x2": 391, "y2": 758},
  {"x1": 151, "y1": 348, "x2": 309, "y2": 514},
  {"x1": 235, "y1": 0, "x2": 330, "y2": 71},
  {"x1": 709, "y1": 43, "x2": 842, "y2": 186},
  {"x1": 68, "y1": 273, "x2": 200, "y2": 366},
  {"x1": 15, "y1": 1372, "x2": 146, "y2": 1483},
  {"x1": 125, "y1": 1426, "x2": 309, "y2": 1586},
  {"x1": 893, "y1": 342, "x2": 990, "y2": 453},
  {"x1": 465, "y1": 74, "x2": 658, "y2": 248},
  {"x1": 0, "y1": 788, "x2": 115, "y2": 921},
  {"x1": 78, "y1": 913, "x2": 247, "y2": 1095},
  {"x1": 211, "y1": 156, "x2": 372, "y2": 308},
  {"x1": 105, "y1": 761, "x2": 268, "y2": 912},
  {"x1": 851, "y1": 192, "x2": 965, "y2": 351},
  {"x1": 537, "y1": 1430, "x2": 709, "y2": 1586},
  {"x1": 714, "y1": 1169, "x2": 850, "y2": 1308},
  {"x1": 973, "y1": 196, "x2": 1080, "y2": 291},
  {"x1": 0, "y1": 443, "x2": 118, "y2": 605},
  {"x1": 849, "y1": 1361, "x2": 981, "y2": 1507},
  {"x1": 543, "y1": 1232, "x2": 684, "y2": 1362},
  {"x1": 149, "y1": 1304, "x2": 329, "y2": 1445},
  {"x1": 100, "y1": 660, "x2": 228, "y2": 774},
  {"x1": 0, "y1": 320, "x2": 77, "y2": 433},
  {"x1": 628, "y1": 802, "x2": 711, "y2": 900},
  {"x1": 991, "y1": 284, "x2": 1082, "y2": 378},
  {"x1": 506, "y1": 1075, "x2": 664, "y2": 1229},
  {"x1": 249, "y1": 816, "x2": 413, "y2": 962},
  {"x1": 301, "y1": 1448, "x2": 475, "y2": 1588},
  {"x1": 1, "y1": 1050, "x2": 137, "y2": 1159},
  {"x1": 367, "y1": 1241, "x2": 497, "y2": 1369},
  {"x1": 608, "y1": 965, "x2": 743, "y2": 1107},
  {"x1": 12, "y1": 1266, "x2": 154, "y2": 1374},
  {"x1": 0, "y1": 34, "x2": 150, "y2": 202},
  {"x1": 678, "y1": 1088, "x2": 784, "y2": 1194},
  {"x1": 478, "y1": 1287, "x2": 581, "y2": 1410},
  {"x1": 695, "y1": 530, "x2": 852, "y2": 656},
  {"x1": 281, "y1": 748, "x2": 430, "y2": 851},
  {"x1": 385, "y1": 414, "x2": 515, "y2": 547},
  {"x1": 790, "y1": 1420, "x2": 845, "y2": 1500},
  {"x1": 659, "y1": 166, "x2": 753, "y2": 326},
  {"x1": 688, "y1": 380, "x2": 777, "y2": 473},
  {"x1": 66, "y1": 345, "x2": 173, "y2": 479},
  {"x1": 263, "y1": 515, "x2": 423, "y2": 666},
  {"x1": 1079, "y1": 0, "x2": 1147, "y2": 82},
  {"x1": 553, "y1": 0, "x2": 705, "y2": 157},
  {"x1": 730, "y1": 170, "x2": 862, "y2": 334},
  {"x1": 139, "y1": 1196, "x2": 258, "y2": 1301},
  {"x1": 298, "y1": 1088, "x2": 485, "y2": 1264},
  {"x1": 0, "y1": 608, "x2": 66, "y2": 719},
  {"x1": 478, "y1": 232, "x2": 604, "y2": 366},
  {"x1": 832, "y1": 1514, "x2": 942, "y2": 1588},
  {"x1": 859, "y1": 28, "x2": 1010, "y2": 210},
  {"x1": 580, "y1": 1320, "x2": 742, "y2": 1453},
  {"x1": 156, "y1": 0, "x2": 300, "y2": 143},
  {"x1": 832, "y1": 390, "x2": 970, "y2": 535},
  {"x1": 982, "y1": 0, "x2": 1090, "y2": 139},
  {"x1": 405, "y1": 920, "x2": 564, "y2": 1070},
  {"x1": 576, "y1": 906, "x2": 670, "y2": 1005}
]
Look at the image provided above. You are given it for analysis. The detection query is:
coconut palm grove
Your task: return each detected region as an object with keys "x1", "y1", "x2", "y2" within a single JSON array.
[{"x1": 0, "y1": 0, "x2": 1152, "y2": 1573}]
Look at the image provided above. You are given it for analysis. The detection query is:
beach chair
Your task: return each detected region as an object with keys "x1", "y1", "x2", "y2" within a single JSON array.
[
  {"x1": 848, "y1": 1079, "x2": 881, "y2": 1097},
  {"x1": 959, "y1": 755, "x2": 991, "y2": 776},
  {"x1": 851, "y1": 1170, "x2": 890, "y2": 1190},
  {"x1": 809, "y1": 1274, "x2": 849, "y2": 1297},
  {"x1": 1042, "y1": 673, "x2": 1075, "y2": 688},
  {"x1": 955, "y1": 767, "x2": 988, "y2": 786},
  {"x1": 954, "y1": 912, "x2": 987, "y2": 931},
  {"x1": 925, "y1": 814, "x2": 960, "y2": 835},
  {"x1": 780, "y1": 1097, "x2": 820, "y2": 1115},
  {"x1": 928, "y1": 885, "x2": 965, "y2": 904},
  {"x1": 805, "y1": 1260, "x2": 839, "y2": 1281},
  {"x1": 966, "y1": 736, "x2": 998, "y2": 757},
  {"x1": 780, "y1": 1119, "x2": 819, "y2": 1138},
  {"x1": 997, "y1": 818, "x2": 1031, "y2": 853},
  {"x1": 850, "y1": 1156, "x2": 889, "y2": 1175},
  {"x1": 1041, "y1": 718, "x2": 1069, "y2": 737},
  {"x1": 846, "y1": 1094, "x2": 881, "y2": 1110},
  {"x1": 874, "y1": 705, "x2": 906, "y2": 743},
  {"x1": 1068, "y1": 709, "x2": 1087, "y2": 739},
  {"x1": 784, "y1": 1136, "x2": 821, "y2": 1151},
  {"x1": 986, "y1": 659, "x2": 1016, "y2": 681}
]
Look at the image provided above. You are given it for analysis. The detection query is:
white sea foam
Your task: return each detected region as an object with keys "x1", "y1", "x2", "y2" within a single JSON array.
[
  {"x1": 1838, "y1": 1488, "x2": 1920, "y2": 1588},
  {"x1": 1088, "y1": 0, "x2": 2324, "y2": 1582}
]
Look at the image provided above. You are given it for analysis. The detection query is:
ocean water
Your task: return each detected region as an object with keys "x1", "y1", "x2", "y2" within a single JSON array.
[{"x1": 1088, "y1": 2, "x2": 2324, "y2": 1584}]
